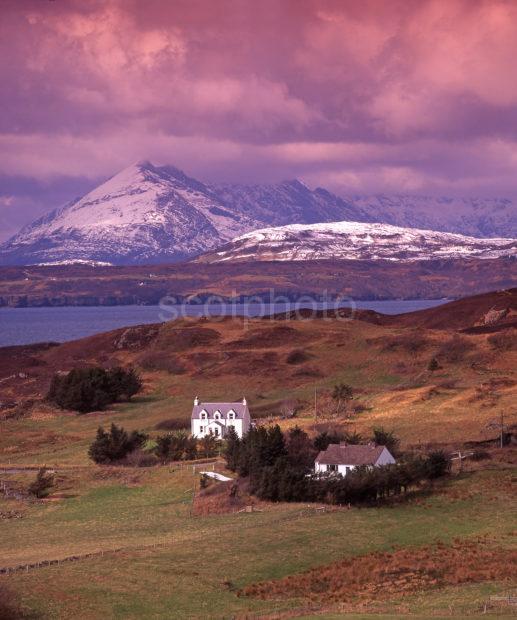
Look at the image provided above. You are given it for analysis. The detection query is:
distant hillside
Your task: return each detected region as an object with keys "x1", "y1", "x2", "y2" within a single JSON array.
[
  {"x1": 195, "y1": 221, "x2": 516, "y2": 264},
  {"x1": 391, "y1": 287, "x2": 517, "y2": 331},
  {"x1": 268, "y1": 287, "x2": 517, "y2": 332},
  {"x1": 0, "y1": 258, "x2": 516, "y2": 307}
]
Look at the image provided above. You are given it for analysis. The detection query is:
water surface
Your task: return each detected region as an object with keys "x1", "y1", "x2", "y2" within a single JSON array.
[{"x1": 0, "y1": 299, "x2": 449, "y2": 347}]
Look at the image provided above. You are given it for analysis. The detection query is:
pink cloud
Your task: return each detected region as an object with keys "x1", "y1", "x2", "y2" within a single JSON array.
[{"x1": 1, "y1": 0, "x2": 517, "y2": 237}]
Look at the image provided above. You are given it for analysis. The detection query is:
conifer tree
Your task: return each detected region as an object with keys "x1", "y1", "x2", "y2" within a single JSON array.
[{"x1": 224, "y1": 427, "x2": 241, "y2": 471}]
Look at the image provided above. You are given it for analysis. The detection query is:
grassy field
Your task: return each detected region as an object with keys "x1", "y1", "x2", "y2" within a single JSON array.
[
  {"x1": 1, "y1": 463, "x2": 516, "y2": 618},
  {"x1": 1, "y1": 315, "x2": 516, "y2": 618}
]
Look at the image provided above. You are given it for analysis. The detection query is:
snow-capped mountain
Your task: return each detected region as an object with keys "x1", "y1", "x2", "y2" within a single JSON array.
[
  {"x1": 195, "y1": 221, "x2": 517, "y2": 264},
  {"x1": 0, "y1": 162, "x2": 369, "y2": 266},
  {"x1": 212, "y1": 181, "x2": 372, "y2": 227},
  {"x1": 0, "y1": 161, "x2": 264, "y2": 266},
  {"x1": 345, "y1": 194, "x2": 517, "y2": 239},
  {"x1": 1, "y1": 160, "x2": 516, "y2": 266}
]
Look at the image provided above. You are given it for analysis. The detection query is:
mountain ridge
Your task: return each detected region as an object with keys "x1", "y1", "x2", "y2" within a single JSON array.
[
  {"x1": 1, "y1": 160, "x2": 516, "y2": 266},
  {"x1": 0, "y1": 161, "x2": 370, "y2": 266},
  {"x1": 195, "y1": 220, "x2": 517, "y2": 264}
]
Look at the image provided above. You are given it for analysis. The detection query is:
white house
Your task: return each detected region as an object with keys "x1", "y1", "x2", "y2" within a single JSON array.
[
  {"x1": 191, "y1": 397, "x2": 252, "y2": 439},
  {"x1": 315, "y1": 442, "x2": 396, "y2": 476}
]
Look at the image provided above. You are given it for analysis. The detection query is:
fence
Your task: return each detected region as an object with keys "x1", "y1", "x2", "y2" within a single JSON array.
[
  {"x1": 0, "y1": 504, "x2": 331, "y2": 576},
  {"x1": 487, "y1": 591, "x2": 517, "y2": 608}
]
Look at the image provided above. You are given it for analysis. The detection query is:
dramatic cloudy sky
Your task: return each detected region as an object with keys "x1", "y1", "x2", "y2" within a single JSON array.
[{"x1": 1, "y1": 0, "x2": 517, "y2": 240}]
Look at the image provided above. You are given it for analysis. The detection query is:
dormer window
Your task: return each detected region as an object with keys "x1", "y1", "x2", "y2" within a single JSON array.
[
  {"x1": 214, "y1": 411, "x2": 221, "y2": 420},
  {"x1": 228, "y1": 411, "x2": 235, "y2": 420},
  {"x1": 200, "y1": 411, "x2": 208, "y2": 420}
]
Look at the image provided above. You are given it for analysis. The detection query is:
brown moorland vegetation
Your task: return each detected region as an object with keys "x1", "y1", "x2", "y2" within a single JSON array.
[
  {"x1": 0, "y1": 288, "x2": 516, "y2": 458},
  {"x1": 241, "y1": 539, "x2": 517, "y2": 604},
  {"x1": 0, "y1": 259, "x2": 516, "y2": 307}
]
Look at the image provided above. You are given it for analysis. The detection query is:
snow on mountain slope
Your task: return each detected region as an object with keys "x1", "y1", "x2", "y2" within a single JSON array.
[
  {"x1": 345, "y1": 194, "x2": 517, "y2": 238},
  {"x1": 1, "y1": 159, "x2": 516, "y2": 266},
  {"x1": 0, "y1": 162, "x2": 258, "y2": 266},
  {"x1": 195, "y1": 221, "x2": 517, "y2": 264},
  {"x1": 212, "y1": 181, "x2": 371, "y2": 227},
  {"x1": 0, "y1": 163, "x2": 371, "y2": 266}
]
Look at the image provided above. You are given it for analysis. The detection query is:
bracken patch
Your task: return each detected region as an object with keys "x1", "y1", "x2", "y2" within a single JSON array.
[{"x1": 240, "y1": 540, "x2": 517, "y2": 603}]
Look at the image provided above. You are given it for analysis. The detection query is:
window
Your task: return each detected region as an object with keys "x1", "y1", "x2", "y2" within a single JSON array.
[
  {"x1": 214, "y1": 427, "x2": 219, "y2": 437},
  {"x1": 214, "y1": 411, "x2": 221, "y2": 420},
  {"x1": 328, "y1": 464, "x2": 338, "y2": 472},
  {"x1": 228, "y1": 411, "x2": 235, "y2": 420},
  {"x1": 200, "y1": 411, "x2": 207, "y2": 420},
  {"x1": 228, "y1": 425, "x2": 235, "y2": 432},
  {"x1": 199, "y1": 425, "x2": 204, "y2": 433}
]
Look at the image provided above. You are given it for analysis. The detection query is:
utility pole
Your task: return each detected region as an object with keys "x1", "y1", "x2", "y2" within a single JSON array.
[
  {"x1": 314, "y1": 386, "x2": 317, "y2": 420},
  {"x1": 486, "y1": 413, "x2": 508, "y2": 449}
]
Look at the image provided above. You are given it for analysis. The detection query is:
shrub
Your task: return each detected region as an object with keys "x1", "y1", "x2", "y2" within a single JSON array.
[
  {"x1": 199, "y1": 434, "x2": 219, "y2": 458},
  {"x1": 28, "y1": 467, "x2": 54, "y2": 498},
  {"x1": 343, "y1": 431, "x2": 364, "y2": 445},
  {"x1": 332, "y1": 383, "x2": 354, "y2": 416},
  {"x1": 427, "y1": 357, "x2": 440, "y2": 371},
  {"x1": 487, "y1": 331, "x2": 517, "y2": 351},
  {"x1": 155, "y1": 431, "x2": 197, "y2": 462},
  {"x1": 371, "y1": 427, "x2": 400, "y2": 455},
  {"x1": 47, "y1": 366, "x2": 142, "y2": 413},
  {"x1": 107, "y1": 367, "x2": 141, "y2": 400},
  {"x1": 314, "y1": 429, "x2": 346, "y2": 451},
  {"x1": 425, "y1": 450, "x2": 451, "y2": 478},
  {"x1": 383, "y1": 332, "x2": 428, "y2": 354},
  {"x1": 438, "y1": 335, "x2": 475, "y2": 363},
  {"x1": 286, "y1": 349, "x2": 308, "y2": 364},
  {"x1": 154, "y1": 418, "x2": 190, "y2": 431},
  {"x1": 122, "y1": 449, "x2": 159, "y2": 467},
  {"x1": 279, "y1": 399, "x2": 299, "y2": 418},
  {"x1": 88, "y1": 423, "x2": 148, "y2": 464}
]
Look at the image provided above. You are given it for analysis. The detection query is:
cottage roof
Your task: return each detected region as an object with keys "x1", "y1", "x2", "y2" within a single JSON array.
[
  {"x1": 191, "y1": 402, "x2": 249, "y2": 419},
  {"x1": 315, "y1": 443, "x2": 387, "y2": 466}
]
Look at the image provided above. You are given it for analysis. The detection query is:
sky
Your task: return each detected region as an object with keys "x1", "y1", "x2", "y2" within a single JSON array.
[{"x1": 1, "y1": 0, "x2": 517, "y2": 241}]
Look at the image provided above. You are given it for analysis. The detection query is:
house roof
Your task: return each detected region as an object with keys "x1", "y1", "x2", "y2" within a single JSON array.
[
  {"x1": 315, "y1": 443, "x2": 387, "y2": 466},
  {"x1": 191, "y1": 402, "x2": 249, "y2": 419}
]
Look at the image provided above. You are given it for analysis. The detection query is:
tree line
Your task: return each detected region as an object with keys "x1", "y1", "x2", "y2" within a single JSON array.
[
  {"x1": 88, "y1": 423, "x2": 221, "y2": 464},
  {"x1": 86, "y1": 421, "x2": 450, "y2": 506},
  {"x1": 225, "y1": 425, "x2": 450, "y2": 505}
]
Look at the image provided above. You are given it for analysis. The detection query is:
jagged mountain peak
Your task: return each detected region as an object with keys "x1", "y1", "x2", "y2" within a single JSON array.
[
  {"x1": 1, "y1": 161, "x2": 516, "y2": 266},
  {"x1": 0, "y1": 163, "x2": 372, "y2": 265}
]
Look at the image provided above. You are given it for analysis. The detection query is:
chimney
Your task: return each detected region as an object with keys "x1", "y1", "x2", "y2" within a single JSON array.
[
  {"x1": 194, "y1": 396, "x2": 200, "y2": 406},
  {"x1": 242, "y1": 396, "x2": 247, "y2": 406}
]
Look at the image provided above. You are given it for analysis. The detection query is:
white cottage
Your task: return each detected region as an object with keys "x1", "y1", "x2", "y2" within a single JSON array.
[
  {"x1": 191, "y1": 397, "x2": 252, "y2": 439},
  {"x1": 315, "y1": 442, "x2": 396, "y2": 476}
]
